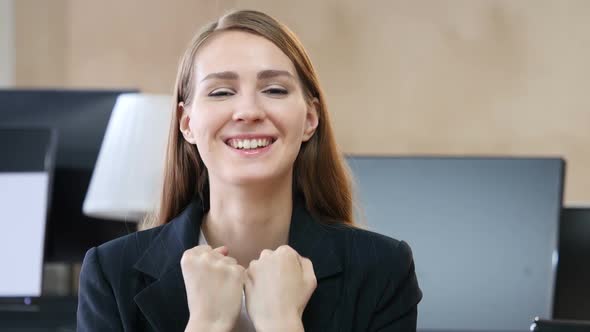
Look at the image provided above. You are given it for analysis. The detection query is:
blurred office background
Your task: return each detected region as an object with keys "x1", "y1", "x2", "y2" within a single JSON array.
[
  {"x1": 3, "y1": 0, "x2": 590, "y2": 204},
  {"x1": 1, "y1": 1, "x2": 589, "y2": 331}
]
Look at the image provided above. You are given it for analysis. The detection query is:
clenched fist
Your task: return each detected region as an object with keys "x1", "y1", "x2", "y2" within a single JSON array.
[
  {"x1": 244, "y1": 245, "x2": 317, "y2": 332},
  {"x1": 181, "y1": 245, "x2": 245, "y2": 332}
]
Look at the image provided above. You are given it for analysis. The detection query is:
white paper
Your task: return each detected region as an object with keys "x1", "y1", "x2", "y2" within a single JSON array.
[{"x1": 0, "y1": 172, "x2": 49, "y2": 297}]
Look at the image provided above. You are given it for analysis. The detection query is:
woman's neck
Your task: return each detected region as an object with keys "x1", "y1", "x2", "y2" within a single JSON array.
[{"x1": 201, "y1": 174, "x2": 294, "y2": 267}]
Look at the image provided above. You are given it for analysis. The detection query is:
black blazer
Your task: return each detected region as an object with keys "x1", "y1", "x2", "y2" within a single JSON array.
[{"x1": 77, "y1": 197, "x2": 422, "y2": 331}]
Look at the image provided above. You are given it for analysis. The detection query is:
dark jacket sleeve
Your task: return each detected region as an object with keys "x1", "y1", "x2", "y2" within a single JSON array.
[
  {"x1": 77, "y1": 247, "x2": 124, "y2": 332},
  {"x1": 368, "y1": 240, "x2": 422, "y2": 331}
]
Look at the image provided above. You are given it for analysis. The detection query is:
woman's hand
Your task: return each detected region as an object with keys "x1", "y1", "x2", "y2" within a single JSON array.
[
  {"x1": 181, "y1": 245, "x2": 245, "y2": 332},
  {"x1": 244, "y1": 245, "x2": 317, "y2": 332}
]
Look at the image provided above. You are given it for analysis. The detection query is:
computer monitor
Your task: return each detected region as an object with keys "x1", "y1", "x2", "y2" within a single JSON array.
[
  {"x1": 345, "y1": 156, "x2": 565, "y2": 332},
  {"x1": 553, "y1": 207, "x2": 590, "y2": 320},
  {"x1": 0, "y1": 127, "x2": 57, "y2": 298},
  {"x1": 0, "y1": 89, "x2": 139, "y2": 262}
]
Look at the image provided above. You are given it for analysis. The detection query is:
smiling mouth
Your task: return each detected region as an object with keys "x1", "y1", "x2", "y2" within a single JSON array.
[{"x1": 224, "y1": 137, "x2": 277, "y2": 150}]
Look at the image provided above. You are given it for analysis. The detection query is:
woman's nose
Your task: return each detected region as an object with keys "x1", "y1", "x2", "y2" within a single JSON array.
[{"x1": 232, "y1": 94, "x2": 266, "y2": 123}]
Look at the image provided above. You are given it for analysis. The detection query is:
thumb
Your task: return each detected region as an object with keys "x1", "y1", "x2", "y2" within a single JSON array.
[{"x1": 213, "y1": 246, "x2": 229, "y2": 256}]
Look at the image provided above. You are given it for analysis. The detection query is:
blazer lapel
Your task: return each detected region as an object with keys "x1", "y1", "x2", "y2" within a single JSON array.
[
  {"x1": 133, "y1": 199, "x2": 205, "y2": 332},
  {"x1": 288, "y1": 198, "x2": 344, "y2": 331}
]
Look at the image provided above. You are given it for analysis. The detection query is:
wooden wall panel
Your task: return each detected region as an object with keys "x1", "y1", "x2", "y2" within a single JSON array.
[{"x1": 15, "y1": 0, "x2": 67, "y2": 86}]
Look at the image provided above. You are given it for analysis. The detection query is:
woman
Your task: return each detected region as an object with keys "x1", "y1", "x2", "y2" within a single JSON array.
[{"x1": 77, "y1": 10, "x2": 422, "y2": 332}]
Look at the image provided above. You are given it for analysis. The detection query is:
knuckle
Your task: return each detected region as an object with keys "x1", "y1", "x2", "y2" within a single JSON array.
[
  {"x1": 303, "y1": 257, "x2": 314, "y2": 268},
  {"x1": 180, "y1": 252, "x2": 190, "y2": 266},
  {"x1": 223, "y1": 257, "x2": 237, "y2": 265},
  {"x1": 260, "y1": 249, "x2": 273, "y2": 258},
  {"x1": 277, "y1": 245, "x2": 290, "y2": 251},
  {"x1": 203, "y1": 252, "x2": 219, "y2": 264},
  {"x1": 181, "y1": 248, "x2": 197, "y2": 261},
  {"x1": 231, "y1": 264, "x2": 245, "y2": 275},
  {"x1": 181, "y1": 249, "x2": 190, "y2": 259},
  {"x1": 195, "y1": 245, "x2": 212, "y2": 255},
  {"x1": 248, "y1": 259, "x2": 259, "y2": 269},
  {"x1": 277, "y1": 245, "x2": 294, "y2": 256}
]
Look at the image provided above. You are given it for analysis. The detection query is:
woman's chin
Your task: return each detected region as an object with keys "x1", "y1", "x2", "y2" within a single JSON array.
[{"x1": 223, "y1": 172, "x2": 285, "y2": 187}]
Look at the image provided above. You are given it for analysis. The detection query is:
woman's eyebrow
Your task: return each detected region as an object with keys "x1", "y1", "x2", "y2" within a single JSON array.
[
  {"x1": 201, "y1": 71, "x2": 239, "y2": 82},
  {"x1": 200, "y1": 69, "x2": 295, "y2": 83},
  {"x1": 257, "y1": 69, "x2": 295, "y2": 80}
]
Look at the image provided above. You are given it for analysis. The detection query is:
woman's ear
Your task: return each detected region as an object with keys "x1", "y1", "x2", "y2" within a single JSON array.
[
  {"x1": 178, "y1": 102, "x2": 196, "y2": 144},
  {"x1": 302, "y1": 98, "x2": 319, "y2": 142}
]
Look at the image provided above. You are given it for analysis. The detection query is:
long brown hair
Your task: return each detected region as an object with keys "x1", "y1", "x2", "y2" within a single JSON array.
[{"x1": 144, "y1": 10, "x2": 355, "y2": 229}]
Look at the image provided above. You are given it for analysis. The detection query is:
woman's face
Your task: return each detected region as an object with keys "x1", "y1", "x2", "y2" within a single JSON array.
[{"x1": 180, "y1": 30, "x2": 318, "y2": 186}]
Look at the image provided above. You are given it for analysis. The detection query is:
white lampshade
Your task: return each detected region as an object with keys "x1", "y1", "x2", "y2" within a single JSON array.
[{"x1": 83, "y1": 93, "x2": 173, "y2": 221}]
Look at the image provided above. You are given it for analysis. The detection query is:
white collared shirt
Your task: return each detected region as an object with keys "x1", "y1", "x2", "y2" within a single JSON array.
[{"x1": 198, "y1": 230, "x2": 256, "y2": 332}]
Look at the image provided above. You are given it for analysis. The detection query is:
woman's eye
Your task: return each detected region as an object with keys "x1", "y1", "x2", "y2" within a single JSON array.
[
  {"x1": 263, "y1": 88, "x2": 288, "y2": 95},
  {"x1": 208, "y1": 89, "x2": 234, "y2": 97}
]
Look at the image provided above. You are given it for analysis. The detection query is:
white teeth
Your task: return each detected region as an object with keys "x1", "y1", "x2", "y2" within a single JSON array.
[{"x1": 228, "y1": 138, "x2": 273, "y2": 150}]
